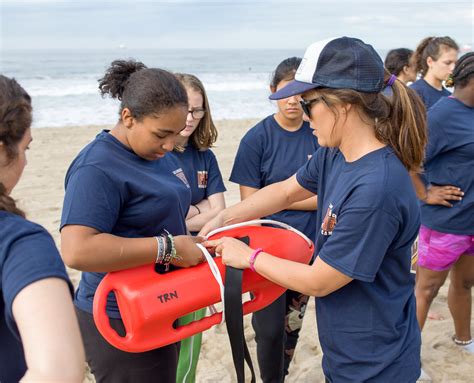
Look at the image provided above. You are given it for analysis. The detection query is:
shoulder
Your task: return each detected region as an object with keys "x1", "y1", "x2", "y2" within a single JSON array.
[
  {"x1": 241, "y1": 115, "x2": 275, "y2": 142},
  {"x1": 0, "y1": 212, "x2": 58, "y2": 265},
  {"x1": 347, "y1": 149, "x2": 411, "y2": 210},
  {"x1": 410, "y1": 79, "x2": 425, "y2": 90},
  {"x1": 0, "y1": 213, "x2": 49, "y2": 244}
]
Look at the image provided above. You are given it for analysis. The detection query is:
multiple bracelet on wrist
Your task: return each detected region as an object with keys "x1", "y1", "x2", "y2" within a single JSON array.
[{"x1": 154, "y1": 230, "x2": 182, "y2": 274}]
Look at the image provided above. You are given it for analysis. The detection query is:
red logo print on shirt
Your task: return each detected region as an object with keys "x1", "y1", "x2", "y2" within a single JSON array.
[
  {"x1": 197, "y1": 171, "x2": 208, "y2": 189},
  {"x1": 321, "y1": 203, "x2": 337, "y2": 235}
]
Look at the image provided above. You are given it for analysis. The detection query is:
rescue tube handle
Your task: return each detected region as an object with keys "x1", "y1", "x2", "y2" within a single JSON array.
[
  {"x1": 205, "y1": 219, "x2": 313, "y2": 247},
  {"x1": 93, "y1": 278, "x2": 133, "y2": 351}
]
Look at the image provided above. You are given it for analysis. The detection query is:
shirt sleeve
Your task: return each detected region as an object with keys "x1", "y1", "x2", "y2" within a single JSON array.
[
  {"x1": 60, "y1": 165, "x2": 122, "y2": 233},
  {"x1": 318, "y1": 207, "x2": 399, "y2": 282},
  {"x1": 205, "y1": 150, "x2": 227, "y2": 197},
  {"x1": 295, "y1": 149, "x2": 320, "y2": 194},
  {"x1": 229, "y1": 138, "x2": 263, "y2": 189},
  {"x1": 2, "y1": 228, "x2": 71, "y2": 336}
]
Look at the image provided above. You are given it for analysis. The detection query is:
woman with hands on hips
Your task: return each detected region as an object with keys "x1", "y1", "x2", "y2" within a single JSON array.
[{"x1": 201, "y1": 37, "x2": 427, "y2": 383}]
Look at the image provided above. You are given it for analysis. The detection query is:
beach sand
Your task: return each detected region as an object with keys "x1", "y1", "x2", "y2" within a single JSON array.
[{"x1": 14, "y1": 121, "x2": 473, "y2": 382}]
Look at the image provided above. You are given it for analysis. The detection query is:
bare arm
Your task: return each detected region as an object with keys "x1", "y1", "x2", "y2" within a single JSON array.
[
  {"x1": 13, "y1": 278, "x2": 85, "y2": 382},
  {"x1": 410, "y1": 172, "x2": 463, "y2": 208},
  {"x1": 205, "y1": 236, "x2": 352, "y2": 297},
  {"x1": 61, "y1": 226, "x2": 203, "y2": 272},
  {"x1": 240, "y1": 185, "x2": 316, "y2": 211},
  {"x1": 186, "y1": 193, "x2": 226, "y2": 232},
  {"x1": 287, "y1": 196, "x2": 318, "y2": 211}
]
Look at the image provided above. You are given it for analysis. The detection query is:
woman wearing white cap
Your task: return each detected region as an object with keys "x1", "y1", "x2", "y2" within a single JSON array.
[{"x1": 201, "y1": 37, "x2": 427, "y2": 382}]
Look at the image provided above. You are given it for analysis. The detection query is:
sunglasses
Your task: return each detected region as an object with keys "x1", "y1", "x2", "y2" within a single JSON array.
[{"x1": 299, "y1": 96, "x2": 325, "y2": 118}]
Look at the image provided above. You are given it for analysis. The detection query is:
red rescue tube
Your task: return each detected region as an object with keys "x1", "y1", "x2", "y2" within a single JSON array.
[{"x1": 93, "y1": 225, "x2": 314, "y2": 352}]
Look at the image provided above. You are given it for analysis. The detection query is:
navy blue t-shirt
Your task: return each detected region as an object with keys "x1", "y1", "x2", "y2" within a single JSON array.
[
  {"x1": 230, "y1": 115, "x2": 319, "y2": 239},
  {"x1": 296, "y1": 147, "x2": 421, "y2": 382},
  {"x1": 410, "y1": 78, "x2": 451, "y2": 109},
  {"x1": 171, "y1": 145, "x2": 226, "y2": 205},
  {"x1": 1, "y1": 211, "x2": 71, "y2": 383},
  {"x1": 421, "y1": 97, "x2": 474, "y2": 234},
  {"x1": 61, "y1": 131, "x2": 191, "y2": 318}
]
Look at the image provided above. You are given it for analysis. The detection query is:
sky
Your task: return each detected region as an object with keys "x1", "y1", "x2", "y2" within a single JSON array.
[{"x1": 0, "y1": 0, "x2": 473, "y2": 51}]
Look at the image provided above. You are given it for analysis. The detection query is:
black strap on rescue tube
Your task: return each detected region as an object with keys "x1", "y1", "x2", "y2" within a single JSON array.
[{"x1": 224, "y1": 236, "x2": 256, "y2": 383}]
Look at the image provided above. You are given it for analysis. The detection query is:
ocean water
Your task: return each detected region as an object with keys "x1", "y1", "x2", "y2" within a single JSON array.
[{"x1": 0, "y1": 48, "x2": 308, "y2": 128}]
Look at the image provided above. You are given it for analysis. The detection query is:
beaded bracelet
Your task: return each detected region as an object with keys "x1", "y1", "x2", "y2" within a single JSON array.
[{"x1": 452, "y1": 335, "x2": 473, "y2": 346}]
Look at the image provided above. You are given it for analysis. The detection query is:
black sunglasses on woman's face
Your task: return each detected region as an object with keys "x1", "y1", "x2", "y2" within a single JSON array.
[{"x1": 299, "y1": 96, "x2": 324, "y2": 118}]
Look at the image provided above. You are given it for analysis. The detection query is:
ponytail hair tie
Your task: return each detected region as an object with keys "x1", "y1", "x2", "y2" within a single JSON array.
[{"x1": 387, "y1": 74, "x2": 397, "y2": 87}]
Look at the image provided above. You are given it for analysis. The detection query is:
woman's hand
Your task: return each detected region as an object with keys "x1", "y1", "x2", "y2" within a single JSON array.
[
  {"x1": 173, "y1": 235, "x2": 205, "y2": 267},
  {"x1": 204, "y1": 237, "x2": 254, "y2": 270},
  {"x1": 424, "y1": 185, "x2": 464, "y2": 207},
  {"x1": 198, "y1": 210, "x2": 226, "y2": 237}
]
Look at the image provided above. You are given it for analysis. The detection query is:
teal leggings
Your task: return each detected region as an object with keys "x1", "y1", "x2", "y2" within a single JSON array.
[{"x1": 176, "y1": 308, "x2": 207, "y2": 383}]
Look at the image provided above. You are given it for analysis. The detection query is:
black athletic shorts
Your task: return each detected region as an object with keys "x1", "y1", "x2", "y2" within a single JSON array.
[{"x1": 75, "y1": 307, "x2": 179, "y2": 383}]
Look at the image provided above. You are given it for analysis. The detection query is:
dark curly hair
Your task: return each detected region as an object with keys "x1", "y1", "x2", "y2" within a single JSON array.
[
  {"x1": 0, "y1": 75, "x2": 32, "y2": 217},
  {"x1": 98, "y1": 59, "x2": 188, "y2": 120},
  {"x1": 445, "y1": 52, "x2": 474, "y2": 88}
]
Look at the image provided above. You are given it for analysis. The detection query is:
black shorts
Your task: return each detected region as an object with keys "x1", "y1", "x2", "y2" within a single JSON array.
[{"x1": 75, "y1": 307, "x2": 179, "y2": 383}]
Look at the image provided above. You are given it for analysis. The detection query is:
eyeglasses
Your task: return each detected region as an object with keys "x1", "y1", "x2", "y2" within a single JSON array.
[
  {"x1": 299, "y1": 96, "x2": 325, "y2": 118},
  {"x1": 188, "y1": 108, "x2": 206, "y2": 119}
]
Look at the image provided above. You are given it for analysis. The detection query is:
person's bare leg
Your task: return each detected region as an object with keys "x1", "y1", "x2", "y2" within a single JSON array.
[
  {"x1": 448, "y1": 255, "x2": 474, "y2": 342},
  {"x1": 415, "y1": 266, "x2": 449, "y2": 330}
]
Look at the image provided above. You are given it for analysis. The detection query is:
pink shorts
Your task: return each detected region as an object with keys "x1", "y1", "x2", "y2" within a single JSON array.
[{"x1": 418, "y1": 225, "x2": 474, "y2": 271}]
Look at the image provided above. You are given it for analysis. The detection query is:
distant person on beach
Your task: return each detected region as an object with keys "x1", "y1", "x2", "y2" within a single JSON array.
[
  {"x1": 0, "y1": 75, "x2": 85, "y2": 382},
  {"x1": 384, "y1": 48, "x2": 417, "y2": 84},
  {"x1": 59, "y1": 60, "x2": 205, "y2": 383},
  {"x1": 173, "y1": 73, "x2": 226, "y2": 383},
  {"x1": 229, "y1": 57, "x2": 319, "y2": 382},
  {"x1": 412, "y1": 53, "x2": 474, "y2": 356},
  {"x1": 411, "y1": 36, "x2": 459, "y2": 109},
  {"x1": 201, "y1": 37, "x2": 427, "y2": 382}
]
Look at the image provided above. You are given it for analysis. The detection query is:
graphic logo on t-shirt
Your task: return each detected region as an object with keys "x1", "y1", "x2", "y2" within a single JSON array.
[
  {"x1": 173, "y1": 168, "x2": 190, "y2": 188},
  {"x1": 197, "y1": 171, "x2": 208, "y2": 189},
  {"x1": 410, "y1": 235, "x2": 419, "y2": 274},
  {"x1": 321, "y1": 203, "x2": 337, "y2": 235}
]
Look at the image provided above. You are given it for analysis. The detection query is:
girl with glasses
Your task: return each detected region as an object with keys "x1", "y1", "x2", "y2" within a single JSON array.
[
  {"x1": 0, "y1": 75, "x2": 85, "y2": 382},
  {"x1": 229, "y1": 57, "x2": 319, "y2": 382},
  {"x1": 201, "y1": 37, "x2": 427, "y2": 382},
  {"x1": 59, "y1": 60, "x2": 205, "y2": 383},
  {"x1": 172, "y1": 73, "x2": 226, "y2": 383}
]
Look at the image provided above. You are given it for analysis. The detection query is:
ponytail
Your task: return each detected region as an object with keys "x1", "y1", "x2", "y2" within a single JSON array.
[
  {"x1": 318, "y1": 75, "x2": 427, "y2": 172},
  {"x1": 0, "y1": 183, "x2": 25, "y2": 217},
  {"x1": 98, "y1": 59, "x2": 188, "y2": 120},
  {"x1": 382, "y1": 75, "x2": 427, "y2": 172}
]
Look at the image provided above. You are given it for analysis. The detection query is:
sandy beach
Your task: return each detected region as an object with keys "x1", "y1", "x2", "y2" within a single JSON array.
[{"x1": 13, "y1": 121, "x2": 473, "y2": 383}]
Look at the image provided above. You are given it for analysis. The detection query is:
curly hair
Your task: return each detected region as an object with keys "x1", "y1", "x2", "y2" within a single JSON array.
[{"x1": 98, "y1": 59, "x2": 188, "y2": 120}]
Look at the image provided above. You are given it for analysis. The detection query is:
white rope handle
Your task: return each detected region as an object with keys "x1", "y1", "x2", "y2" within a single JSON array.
[
  {"x1": 204, "y1": 219, "x2": 313, "y2": 247},
  {"x1": 197, "y1": 220, "x2": 312, "y2": 324},
  {"x1": 196, "y1": 243, "x2": 225, "y2": 324}
]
